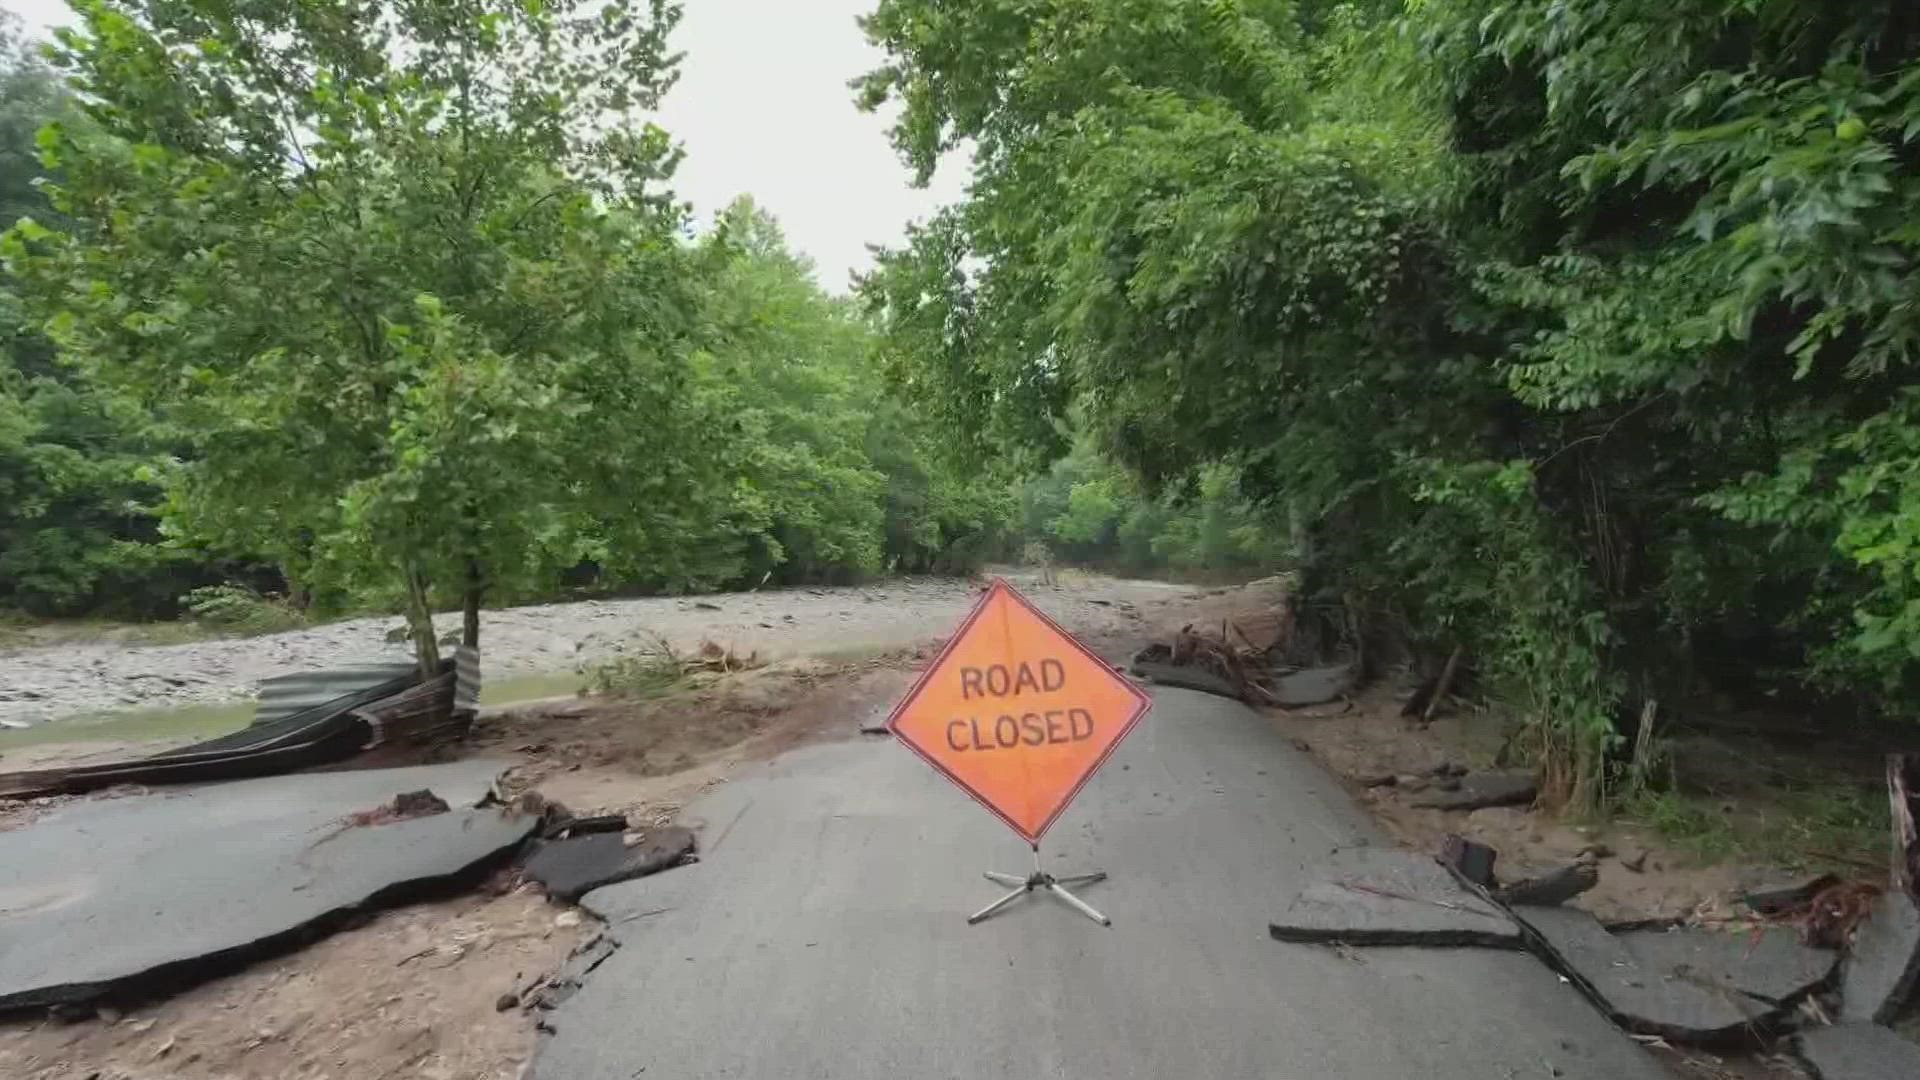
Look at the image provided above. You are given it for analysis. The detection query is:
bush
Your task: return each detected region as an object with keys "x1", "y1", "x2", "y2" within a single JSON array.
[
  {"x1": 581, "y1": 632, "x2": 686, "y2": 698},
  {"x1": 181, "y1": 584, "x2": 306, "y2": 636}
]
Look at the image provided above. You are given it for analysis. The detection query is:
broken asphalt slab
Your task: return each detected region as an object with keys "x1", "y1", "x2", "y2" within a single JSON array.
[
  {"x1": 1510, "y1": 905, "x2": 1832, "y2": 1042},
  {"x1": 1796, "y1": 1023, "x2": 1920, "y2": 1080},
  {"x1": 1407, "y1": 771, "x2": 1538, "y2": 811},
  {"x1": 1617, "y1": 924, "x2": 1836, "y2": 1004},
  {"x1": 0, "y1": 759, "x2": 532, "y2": 1010},
  {"x1": 1269, "y1": 662, "x2": 1357, "y2": 707},
  {"x1": 1838, "y1": 889, "x2": 1920, "y2": 1024},
  {"x1": 1269, "y1": 847, "x2": 1522, "y2": 948},
  {"x1": 1127, "y1": 659, "x2": 1242, "y2": 700},
  {"x1": 522, "y1": 826, "x2": 696, "y2": 902}
]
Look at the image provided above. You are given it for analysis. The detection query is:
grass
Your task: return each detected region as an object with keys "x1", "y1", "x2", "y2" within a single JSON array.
[
  {"x1": 1620, "y1": 782, "x2": 1889, "y2": 874},
  {"x1": 0, "y1": 614, "x2": 220, "y2": 651}
]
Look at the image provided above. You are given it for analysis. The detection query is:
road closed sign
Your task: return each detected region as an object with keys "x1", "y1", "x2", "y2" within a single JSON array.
[{"x1": 886, "y1": 579, "x2": 1152, "y2": 843}]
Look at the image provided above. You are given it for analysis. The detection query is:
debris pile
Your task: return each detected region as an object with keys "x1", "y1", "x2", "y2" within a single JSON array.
[
  {"x1": 339, "y1": 788, "x2": 452, "y2": 829},
  {"x1": 683, "y1": 639, "x2": 759, "y2": 676},
  {"x1": 1129, "y1": 605, "x2": 1356, "y2": 709}
]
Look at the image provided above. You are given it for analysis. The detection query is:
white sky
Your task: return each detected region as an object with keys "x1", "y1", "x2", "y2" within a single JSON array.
[{"x1": 5, "y1": 0, "x2": 964, "y2": 291}]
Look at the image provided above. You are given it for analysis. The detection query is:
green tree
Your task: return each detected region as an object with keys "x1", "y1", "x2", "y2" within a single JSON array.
[
  {"x1": 1, "y1": 11, "x2": 200, "y2": 619},
  {"x1": 690, "y1": 199, "x2": 888, "y2": 586},
  {"x1": 7, "y1": 0, "x2": 715, "y2": 672},
  {"x1": 856, "y1": 0, "x2": 1920, "y2": 807}
]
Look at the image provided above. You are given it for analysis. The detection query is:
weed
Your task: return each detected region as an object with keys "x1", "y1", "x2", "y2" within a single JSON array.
[
  {"x1": 582, "y1": 631, "x2": 686, "y2": 699},
  {"x1": 1621, "y1": 782, "x2": 1888, "y2": 873}
]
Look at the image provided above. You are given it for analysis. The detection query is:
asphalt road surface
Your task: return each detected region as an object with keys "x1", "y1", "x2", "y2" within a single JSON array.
[{"x1": 533, "y1": 688, "x2": 1670, "y2": 1079}]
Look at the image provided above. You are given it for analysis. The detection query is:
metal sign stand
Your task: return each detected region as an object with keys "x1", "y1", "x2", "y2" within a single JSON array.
[{"x1": 968, "y1": 844, "x2": 1110, "y2": 927}]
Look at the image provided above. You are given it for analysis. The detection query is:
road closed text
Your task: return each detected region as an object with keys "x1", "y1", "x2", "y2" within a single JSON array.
[{"x1": 945, "y1": 660, "x2": 1094, "y2": 751}]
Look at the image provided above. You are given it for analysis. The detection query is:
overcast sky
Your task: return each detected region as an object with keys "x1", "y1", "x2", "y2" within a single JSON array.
[{"x1": 8, "y1": 0, "x2": 965, "y2": 291}]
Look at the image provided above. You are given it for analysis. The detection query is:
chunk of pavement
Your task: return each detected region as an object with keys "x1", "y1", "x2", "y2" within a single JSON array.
[
  {"x1": 1839, "y1": 889, "x2": 1920, "y2": 1024},
  {"x1": 1796, "y1": 1023, "x2": 1920, "y2": 1080},
  {"x1": 1741, "y1": 874, "x2": 1841, "y2": 917},
  {"x1": 1439, "y1": 833, "x2": 1498, "y2": 889},
  {"x1": 0, "y1": 760, "x2": 528, "y2": 1010},
  {"x1": 1618, "y1": 925, "x2": 1837, "y2": 1004},
  {"x1": 1269, "y1": 848, "x2": 1520, "y2": 948},
  {"x1": 1128, "y1": 660, "x2": 1242, "y2": 701},
  {"x1": 1493, "y1": 862, "x2": 1599, "y2": 907},
  {"x1": 522, "y1": 826, "x2": 696, "y2": 903},
  {"x1": 1509, "y1": 905, "x2": 1784, "y2": 1042},
  {"x1": 1269, "y1": 662, "x2": 1356, "y2": 707},
  {"x1": 540, "y1": 813, "x2": 628, "y2": 841},
  {"x1": 1407, "y1": 771, "x2": 1538, "y2": 811}
]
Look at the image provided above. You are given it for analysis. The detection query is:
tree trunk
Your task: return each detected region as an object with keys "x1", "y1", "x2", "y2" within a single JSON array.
[
  {"x1": 462, "y1": 555, "x2": 483, "y2": 649},
  {"x1": 403, "y1": 564, "x2": 440, "y2": 679}
]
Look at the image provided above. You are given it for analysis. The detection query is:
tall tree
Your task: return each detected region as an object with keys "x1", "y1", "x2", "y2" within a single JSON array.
[
  {"x1": 2, "y1": 10, "x2": 198, "y2": 619},
  {"x1": 857, "y1": 0, "x2": 1920, "y2": 806},
  {"x1": 6, "y1": 0, "x2": 716, "y2": 671}
]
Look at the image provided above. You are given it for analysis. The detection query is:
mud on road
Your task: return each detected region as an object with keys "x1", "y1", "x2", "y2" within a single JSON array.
[{"x1": 0, "y1": 572, "x2": 1196, "y2": 727}]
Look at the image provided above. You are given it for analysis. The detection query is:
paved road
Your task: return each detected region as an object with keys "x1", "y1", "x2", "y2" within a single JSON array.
[{"x1": 534, "y1": 688, "x2": 1669, "y2": 1080}]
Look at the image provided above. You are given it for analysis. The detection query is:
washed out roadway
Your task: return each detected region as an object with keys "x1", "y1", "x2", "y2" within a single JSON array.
[{"x1": 534, "y1": 688, "x2": 1668, "y2": 1079}]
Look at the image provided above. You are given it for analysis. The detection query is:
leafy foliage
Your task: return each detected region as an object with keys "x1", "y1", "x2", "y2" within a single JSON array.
[
  {"x1": 6, "y1": 0, "x2": 714, "y2": 670},
  {"x1": 860, "y1": 0, "x2": 1920, "y2": 803},
  {"x1": 181, "y1": 583, "x2": 306, "y2": 635},
  {"x1": 0, "y1": 13, "x2": 204, "y2": 619}
]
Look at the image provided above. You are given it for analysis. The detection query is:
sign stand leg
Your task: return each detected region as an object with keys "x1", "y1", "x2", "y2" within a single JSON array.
[{"x1": 967, "y1": 844, "x2": 1110, "y2": 927}]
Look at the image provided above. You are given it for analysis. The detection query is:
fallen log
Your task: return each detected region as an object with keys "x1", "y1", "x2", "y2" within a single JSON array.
[
  {"x1": 1493, "y1": 862, "x2": 1599, "y2": 907},
  {"x1": 1422, "y1": 645, "x2": 1465, "y2": 724}
]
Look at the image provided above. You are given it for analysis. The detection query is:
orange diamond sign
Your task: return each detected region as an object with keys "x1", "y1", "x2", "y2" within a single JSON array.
[{"x1": 886, "y1": 579, "x2": 1152, "y2": 843}]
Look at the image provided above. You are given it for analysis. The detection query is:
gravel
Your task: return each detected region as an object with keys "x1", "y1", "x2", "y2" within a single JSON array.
[{"x1": 0, "y1": 574, "x2": 1191, "y2": 727}]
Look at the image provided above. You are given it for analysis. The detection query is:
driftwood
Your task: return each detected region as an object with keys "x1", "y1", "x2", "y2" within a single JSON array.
[
  {"x1": 1421, "y1": 645, "x2": 1465, "y2": 724},
  {"x1": 1893, "y1": 754, "x2": 1919, "y2": 900},
  {"x1": 1493, "y1": 862, "x2": 1599, "y2": 907}
]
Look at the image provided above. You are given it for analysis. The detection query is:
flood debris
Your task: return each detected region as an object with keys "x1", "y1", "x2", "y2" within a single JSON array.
[
  {"x1": 1795, "y1": 1022, "x2": 1920, "y2": 1080},
  {"x1": 521, "y1": 825, "x2": 697, "y2": 903},
  {"x1": 341, "y1": 789, "x2": 452, "y2": 829},
  {"x1": 1129, "y1": 592, "x2": 1356, "y2": 707},
  {"x1": 1492, "y1": 862, "x2": 1600, "y2": 907},
  {"x1": 1406, "y1": 770, "x2": 1538, "y2": 811},
  {"x1": 1742, "y1": 874, "x2": 1843, "y2": 918},
  {"x1": 1837, "y1": 889, "x2": 1920, "y2": 1024},
  {"x1": 1270, "y1": 662, "x2": 1358, "y2": 707},
  {"x1": 0, "y1": 652, "x2": 480, "y2": 800},
  {"x1": 539, "y1": 812, "x2": 628, "y2": 841},
  {"x1": 1268, "y1": 848, "x2": 1521, "y2": 948},
  {"x1": 683, "y1": 639, "x2": 758, "y2": 675}
]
